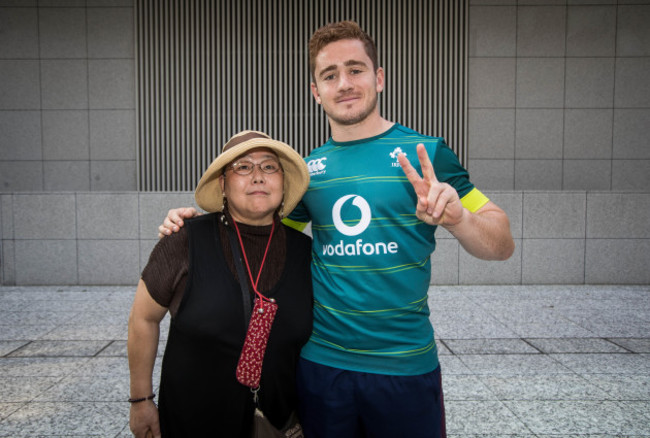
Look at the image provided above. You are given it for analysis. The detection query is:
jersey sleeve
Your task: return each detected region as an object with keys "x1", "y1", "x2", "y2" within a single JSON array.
[
  {"x1": 433, "y1": 141, "x2": 489, "y2": 213},
  {"x1": 284, "y1": 199, "x2": 310, "y2": 231}
]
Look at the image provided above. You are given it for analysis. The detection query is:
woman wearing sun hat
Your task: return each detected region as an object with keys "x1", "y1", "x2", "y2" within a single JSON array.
[{"x1": 127, "y1": 130, "x2": 312, "y2": 437}]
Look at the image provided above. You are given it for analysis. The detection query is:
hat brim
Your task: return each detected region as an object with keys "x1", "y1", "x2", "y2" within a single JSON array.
[{"x1": 195, "y1": 135, "x2": 309, "y2": 216}]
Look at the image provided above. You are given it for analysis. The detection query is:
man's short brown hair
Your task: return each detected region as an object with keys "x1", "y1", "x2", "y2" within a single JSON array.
[{"x1": 308, "y1": 21, "x2": 378, "y2": 82}]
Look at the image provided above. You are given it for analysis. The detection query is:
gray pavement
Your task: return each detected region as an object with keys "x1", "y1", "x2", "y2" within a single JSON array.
[{"x1": 0, "y1": 284, "x2": 649, "y2": 437}]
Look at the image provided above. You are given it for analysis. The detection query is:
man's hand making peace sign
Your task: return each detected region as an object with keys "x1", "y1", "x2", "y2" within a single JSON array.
[
  {"x1": 397, "y1": 143, "x2": 465, "y2": 227},
  {"x1": 398, "y1": 143, "x2": 515, "y2": 261}
]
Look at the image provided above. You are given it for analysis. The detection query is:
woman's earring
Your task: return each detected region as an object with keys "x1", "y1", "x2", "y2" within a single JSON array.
[
  {"x1": 279, "y1": 200, "x2": 285, "y2": 218},
  {"x1": 221, "y1": 197, "x2": 227, "y2": 211}
]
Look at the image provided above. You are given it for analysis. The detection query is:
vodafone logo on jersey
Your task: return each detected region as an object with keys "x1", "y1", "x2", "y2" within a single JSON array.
[
  {"x1": 332, "y1": 195, "x2": 371, "y2": 236},
  {"x1": 323, "y1": 194, "x2": 399, "y2": 257}
]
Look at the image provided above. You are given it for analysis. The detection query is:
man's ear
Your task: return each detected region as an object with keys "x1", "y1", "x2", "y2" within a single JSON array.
[
  {"x1": 376, "y1": 67, "x2": 385, "y2": 94},
  {"x1": 311, "y1": 82, "x2": 322, "y2": 104}
]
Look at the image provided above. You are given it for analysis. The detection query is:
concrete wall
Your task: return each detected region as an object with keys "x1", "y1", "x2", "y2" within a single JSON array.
[
  {"x1": 2, "y1": 2, "x2": 649, "y2": 192},
  {"x1": 431, "y1": 191, "x2": 650, "y2": 285},
  {"x1": 0, "y1": 192, "x2": 195, "y2": 285},
  {"x1": 467, "y1": 1, "x2": 650, "y2": 191},
  {"x1": 0, "y1": 0, "x2": 136, "y2": 192},
  {"x1": 2, "y1": 191, "x2": 649, "y2": 285},
  {"x1": 1, "y1": 1, "x2": 649, "y2": 285}
]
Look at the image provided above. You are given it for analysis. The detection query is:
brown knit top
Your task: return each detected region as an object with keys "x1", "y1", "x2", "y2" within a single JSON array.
[{"x1": 142, "y1": 212, "x2": 287, "y2": 318}]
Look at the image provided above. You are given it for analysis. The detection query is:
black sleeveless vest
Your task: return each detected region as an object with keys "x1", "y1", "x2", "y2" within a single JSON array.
[{"x1": 158, "y1": 213, "x2": 313, "y2": 437}]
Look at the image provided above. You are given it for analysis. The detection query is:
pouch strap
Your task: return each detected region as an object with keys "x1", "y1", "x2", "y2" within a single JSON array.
[{"x1": 221, "y1": 213, "x2": 253, "y2": 326}]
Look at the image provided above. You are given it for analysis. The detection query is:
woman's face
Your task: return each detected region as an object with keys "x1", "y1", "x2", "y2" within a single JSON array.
[{"x1": 220, "y1": 148, "x2": 284, "y2": 225}]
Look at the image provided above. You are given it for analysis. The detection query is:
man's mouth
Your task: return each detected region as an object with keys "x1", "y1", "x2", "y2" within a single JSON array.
[{"x1": 337, "y1": 94, "x2": 360, "y2": 103}]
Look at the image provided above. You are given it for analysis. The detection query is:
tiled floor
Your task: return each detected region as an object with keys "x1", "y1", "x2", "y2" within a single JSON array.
[{"x1": 0, "y1": 284, "x2": 649, "y2": 437}]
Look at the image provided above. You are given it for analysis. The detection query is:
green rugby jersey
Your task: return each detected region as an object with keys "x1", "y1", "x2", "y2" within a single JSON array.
[{"x1": 286, "y1": 124, "x2": 489, "y2": 375}]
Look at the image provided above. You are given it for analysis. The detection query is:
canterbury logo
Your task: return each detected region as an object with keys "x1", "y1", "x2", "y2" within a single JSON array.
[
  {"x1": 307, "y1": 157, "x2": 327, "y2": 174},
  {"x1": 332, "y1": 195, "x2": 372, "y2": 236}
]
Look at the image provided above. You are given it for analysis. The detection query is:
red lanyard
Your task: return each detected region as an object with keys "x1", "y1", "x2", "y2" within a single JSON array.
[{"x1": 231, "y1": 219, "x2": 276, "y2": 302}]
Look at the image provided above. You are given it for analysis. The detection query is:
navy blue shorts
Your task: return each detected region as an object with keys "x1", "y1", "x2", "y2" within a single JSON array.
[{"x1": 296, "y1": 358, "x2": 447, "y2": 438}]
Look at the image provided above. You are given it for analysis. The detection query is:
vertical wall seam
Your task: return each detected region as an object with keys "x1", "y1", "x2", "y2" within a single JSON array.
[
  {"x1": 561, "y1": 4, "x2": 569, "y2": 190},
  {"x1": 84, "y1": 6, "x2": 91, "y2": 191},
  {"x1": 610, "y1": 5, "x2": 618, "y2": 191},
  {"x1": 36, "y1": 5, "x2": 45, "y2": 191},
  {"x1": 513, "y1": 4, "x2": 519, "y2": 190},
  {"x1": 583, "y1": 191, "x2": 588, "y2": 283},
  {"x1": 520, "y1": 191, "x2": 525, "y2": 285},
  {"x1": 74, "y1": 193, "x2": 80, "y2": 285}
]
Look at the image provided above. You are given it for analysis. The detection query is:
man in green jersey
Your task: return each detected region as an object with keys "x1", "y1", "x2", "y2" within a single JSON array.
[{"x1": 160, "y1": 21, "x2": 514, "y2": 438}]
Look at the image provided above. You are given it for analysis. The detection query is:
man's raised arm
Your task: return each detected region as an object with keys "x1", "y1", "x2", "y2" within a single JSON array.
[{"x1": 398, "y1": 144, "x2": 514, "y2": 261}]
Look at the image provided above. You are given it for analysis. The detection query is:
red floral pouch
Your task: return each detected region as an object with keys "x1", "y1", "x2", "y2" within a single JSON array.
[{"x1": 236, "y1": 297, "x2": 278, "y2": 388}]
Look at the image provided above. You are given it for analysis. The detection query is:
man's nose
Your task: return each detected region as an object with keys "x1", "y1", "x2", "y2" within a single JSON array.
[{"x1": 338, "y1": 72, "x2": 353, "y2": 89}]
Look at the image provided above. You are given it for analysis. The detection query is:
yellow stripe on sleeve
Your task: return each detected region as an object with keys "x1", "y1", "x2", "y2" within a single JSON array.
[
  {"x1": 460, "y1": 188, "x2": 490, "y2": 213},
  {"x1": 282, "y1": 217, "x2": 309, "y2": 232}
]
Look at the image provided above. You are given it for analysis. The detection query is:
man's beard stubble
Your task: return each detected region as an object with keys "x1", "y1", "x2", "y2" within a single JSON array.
[{"x1": 327, "y1": 92, "x2": 378, "y2": 127}]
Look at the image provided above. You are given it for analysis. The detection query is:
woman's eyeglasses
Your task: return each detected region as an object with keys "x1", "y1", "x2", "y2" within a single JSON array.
[{"x1": 227, "y1": 159, "x2": 282, "y2": 176}]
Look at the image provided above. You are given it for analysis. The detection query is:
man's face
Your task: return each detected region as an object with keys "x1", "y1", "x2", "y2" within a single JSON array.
[{"x1": 311, "y1": 39, "x2": 384, "y2": 127}]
